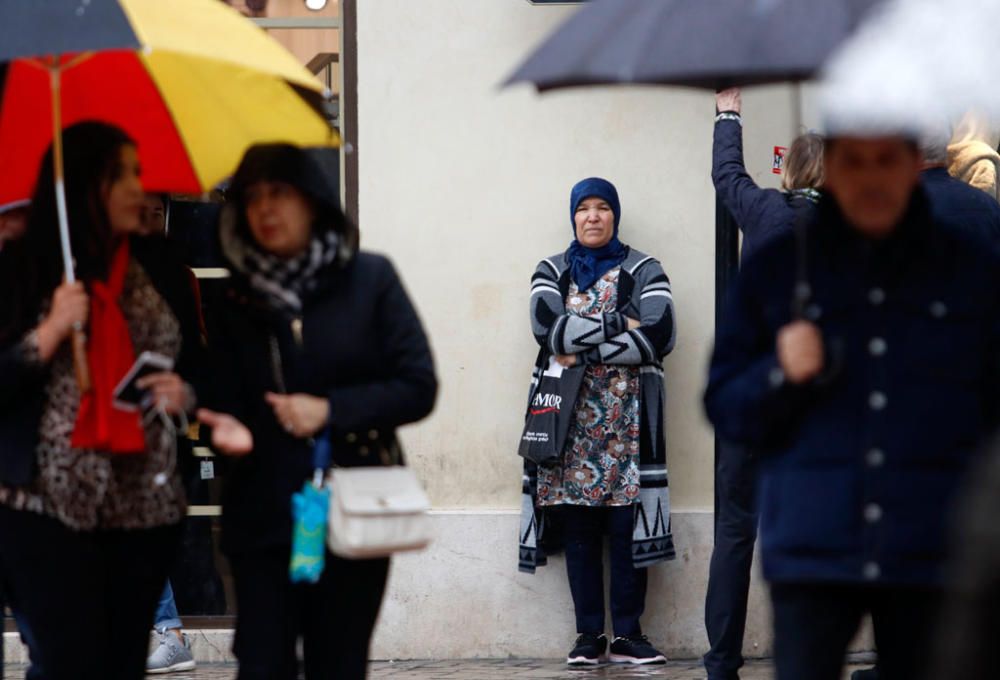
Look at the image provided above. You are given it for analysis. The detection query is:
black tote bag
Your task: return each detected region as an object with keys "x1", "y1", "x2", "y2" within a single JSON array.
[{"x1": 518, "y1": 356, "x2": 585, "y2": 465}]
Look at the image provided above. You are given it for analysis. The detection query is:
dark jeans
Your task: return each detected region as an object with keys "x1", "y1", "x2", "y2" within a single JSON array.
[
  {"x1": 703, "y1": 440, "x2": 758, "y2": 680},
  {"x1": 771, "y1": 582, "x2": 941, "y2": 680},
  {"x1": 229, "y1": 546, "x2": 390, "y2": 680},
  {"x1": 562, "y1": 505, "x2": 647, "y2": 637},
  {"x1": 0, "y1": 505, "x2": 180, "y2": 680}
]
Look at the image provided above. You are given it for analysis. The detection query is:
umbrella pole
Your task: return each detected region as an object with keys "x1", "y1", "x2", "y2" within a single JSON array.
[{"x1": 48, "y1": 59, "x2": 91, "y2": 393}]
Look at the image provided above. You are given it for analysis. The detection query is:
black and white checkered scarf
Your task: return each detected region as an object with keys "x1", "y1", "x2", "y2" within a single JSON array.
[{"x1": 220, "y1": 217, "x2": 343, "y2": 315}]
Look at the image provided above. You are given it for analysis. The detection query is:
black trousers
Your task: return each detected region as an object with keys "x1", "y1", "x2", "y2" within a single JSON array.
[
  {"x1": 229, "y1": 546, "x2": 390, "y2": 680},
  {"x1": 703, "y1": 440, "x2": 758, "y2": 680},
  {"x1": 562, "y1": 505, "x2": 646, "y2": 637},
  {"x1": 771, "y1": 582, "x2": 941, "y2": 680},
  {"x1": 0, "y1": 505, "x2": 180, "y2": 680}
]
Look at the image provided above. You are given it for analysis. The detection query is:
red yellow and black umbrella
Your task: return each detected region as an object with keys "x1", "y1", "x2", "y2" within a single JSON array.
[
  {"x1": 0, "y1": 0, "x2": 338, "y2": 388},
  {"x1": 0, "y1": 0, "x2": 337, "y2": 205}
]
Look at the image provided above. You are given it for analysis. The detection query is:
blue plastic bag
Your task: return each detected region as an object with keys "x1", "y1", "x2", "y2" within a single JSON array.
[
  {"x1": 289, "y1": 482, "x2": 331, "y2": 583},
  {"x1": 289, "y1": 431, "x2": 333, "y2": 584}
]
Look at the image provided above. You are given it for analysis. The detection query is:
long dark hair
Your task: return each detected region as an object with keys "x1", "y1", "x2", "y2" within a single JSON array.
[{"x1": 0, "y1": 121, "x2": 135, "y2": 342}]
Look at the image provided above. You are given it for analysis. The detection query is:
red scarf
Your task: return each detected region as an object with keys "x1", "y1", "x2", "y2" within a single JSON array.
[{"x1": 70, "y1": 240, "x2": 146, "y2": 454}]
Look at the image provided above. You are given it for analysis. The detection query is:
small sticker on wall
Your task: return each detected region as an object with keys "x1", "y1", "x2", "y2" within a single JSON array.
[{"x1": 772, "y1": 146, "x2": 787, "y2": 174}]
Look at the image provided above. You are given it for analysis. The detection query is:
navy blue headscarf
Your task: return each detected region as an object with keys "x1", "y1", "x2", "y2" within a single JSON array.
[{"x1": 565, "y1": 177, "x2": 628, "y2": 292}]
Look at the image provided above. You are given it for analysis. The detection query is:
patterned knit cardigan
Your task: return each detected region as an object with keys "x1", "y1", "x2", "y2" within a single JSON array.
[{"x1": 519, "y1": 248, "x2": 677, "y2": 573}]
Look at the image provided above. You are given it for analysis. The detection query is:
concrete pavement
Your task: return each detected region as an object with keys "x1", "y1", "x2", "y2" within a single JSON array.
[{"x1": 3, "y1": 659, "x2": 870, "y2": 679}]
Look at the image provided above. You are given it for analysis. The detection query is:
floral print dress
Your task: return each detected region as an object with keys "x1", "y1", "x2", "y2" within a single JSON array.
[{"x1": 537, "y1": 267, "x2": 641, "y2": 507}]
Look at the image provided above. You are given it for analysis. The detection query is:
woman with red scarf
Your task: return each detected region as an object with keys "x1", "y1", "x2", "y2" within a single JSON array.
[{"x1": 0, "y1": 122, "x2": 204, "y2": 680}]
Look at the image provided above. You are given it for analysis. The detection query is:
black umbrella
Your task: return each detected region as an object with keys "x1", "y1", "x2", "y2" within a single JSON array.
[
  {"x1": 506, "y1": 0, "x2": 882, "y2": 92},
  {"x1": 0, "y1": 1, "x2": 138, "y2": 64}
]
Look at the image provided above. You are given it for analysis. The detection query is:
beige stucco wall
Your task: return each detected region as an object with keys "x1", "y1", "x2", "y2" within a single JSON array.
[{"x1": 354, "y1": 0, "x2": 801, "y2": 514}]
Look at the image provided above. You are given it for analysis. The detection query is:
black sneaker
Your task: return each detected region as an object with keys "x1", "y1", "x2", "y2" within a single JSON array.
[
  {"x1": 609, "y1": 634, "x2": 667, "y2": 665},
  {"x1": 566, "y1": 633, "x2": 608, "y2": 666},
  {"x1": 851, "y1": 669, "x2": 879, "y2": 680}
]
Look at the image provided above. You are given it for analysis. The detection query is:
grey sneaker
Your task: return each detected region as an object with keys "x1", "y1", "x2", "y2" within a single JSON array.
[{"x1": 146, "y1": 629, "x2": 196, "y2": 674}]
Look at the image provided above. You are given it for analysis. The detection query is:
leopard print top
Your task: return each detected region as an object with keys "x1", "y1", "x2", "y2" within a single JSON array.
[{"x1": 0, "y1": 258, "x2": 187, "y2": 530}]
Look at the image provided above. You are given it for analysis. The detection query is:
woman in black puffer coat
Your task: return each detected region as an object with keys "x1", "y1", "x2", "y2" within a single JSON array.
[{"x1": 198, "y1": 144, "x2": 437, "y2": 680}]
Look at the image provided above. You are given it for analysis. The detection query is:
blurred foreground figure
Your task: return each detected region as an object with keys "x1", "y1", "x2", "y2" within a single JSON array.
[
  {"x1": 0, "y1": 123, "x2": 204, "y2": 680},
  {"x1": 847, "y1": 122, "x2": 1000, "y2": 680},
  {"x1": 705, "y1": 119, "x2": 1000, "y2": 680},
  {"x1": 929, "y1": 437, "x2": 1000, "y2": 679},
  {"x1": 948, "y1": 111, "x2": 1000, "y2": 202}
]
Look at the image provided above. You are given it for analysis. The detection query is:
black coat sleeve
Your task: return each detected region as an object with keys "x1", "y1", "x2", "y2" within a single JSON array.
[
  {"x1": 326, "y1": 259, "x2": 438, "y2": 431},
  {"x1": 0, "y1": 253, "x2": 47, "y2": 413},
  {"x1": 712, "y1": 119, "x2": 792, "y2": 245},
  {"x1": 0, "y1": 335, "x2": 45, "y2": 412},
  {"x1": 200, "y1": 295, "x2": 255, "y2": 425}
]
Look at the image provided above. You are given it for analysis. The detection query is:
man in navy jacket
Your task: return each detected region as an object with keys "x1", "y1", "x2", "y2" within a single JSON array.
[
  {"x1": 705, "y1": 129, "x2": 1000, "y2": 680},
  {"x1": 849, "y1": 127, "x2": 1000, "y2": 680}
]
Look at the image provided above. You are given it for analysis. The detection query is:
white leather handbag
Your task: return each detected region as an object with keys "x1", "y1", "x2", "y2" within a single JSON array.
[{"x1": 326, "y1": 466, "x2": 433, "y2": 559}]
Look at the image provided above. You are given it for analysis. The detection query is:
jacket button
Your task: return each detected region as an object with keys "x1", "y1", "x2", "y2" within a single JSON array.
[
  {"x1": 869, "y1": 391, "x2": 887, "y2": 411},
  {"x1": 346, "y1": 433, "x2": 358, "y2": 443},
  {"x1": 368, "y1": 430, "x2": 379, "y2": 440},
  {"x1": 864, "y1": 503, "x2": 883, "y2": 523},
  {"x1": 768, "y1": 367, "x2": 785, "y2": 388},
  {"x1": 866, "y1": 448, "x2": 885, "y2": 468},
  {"x1": 868, "y1": 338, "x2": 887, "y2": 357},
  {"x1": 930, "y1": 301, "x2": 948, "y2": 318},
  {"x1": 863, "y1": 562, "x2": 881, "y2": 580},
  {"x1": 869, "y1": 288, "x2": 886, "y2": 306},
  {"x1": 359, "y1": 446, "x2": 370, "y2": 457},
  {"x1": 805, "y1": 303, "x2": 823, "y2": 321}
]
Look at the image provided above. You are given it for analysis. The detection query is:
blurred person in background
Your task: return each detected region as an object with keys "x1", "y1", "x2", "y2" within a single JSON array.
[
  {"x1": 711, "y1": 87, "x2": 824, "y2": 264},
  {"x1": 135, "y1": 193, "x2": 198, "y2": 675},
  {"x1": 948, "y1": 111, "x2": 1000, "y2": 202},
  {"x1": 922, "y1": 126, "x2": 1000, "y2": 241},
  {"x1": 0, "y1": 197, "x2": 36, "y2": 679},
  {"x1": 704, "y1": 87, "x2": 825, "y2": 680}
]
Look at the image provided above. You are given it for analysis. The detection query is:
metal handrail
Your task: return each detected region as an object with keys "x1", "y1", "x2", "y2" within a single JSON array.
[{"x1": 249, "y1": 17, "x2": 340, "y2": 29}]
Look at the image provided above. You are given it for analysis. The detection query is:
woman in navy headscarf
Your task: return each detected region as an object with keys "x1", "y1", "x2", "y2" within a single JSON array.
[{"x1": 521, "y1": 178, "x2": 677, "y2": 667}]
